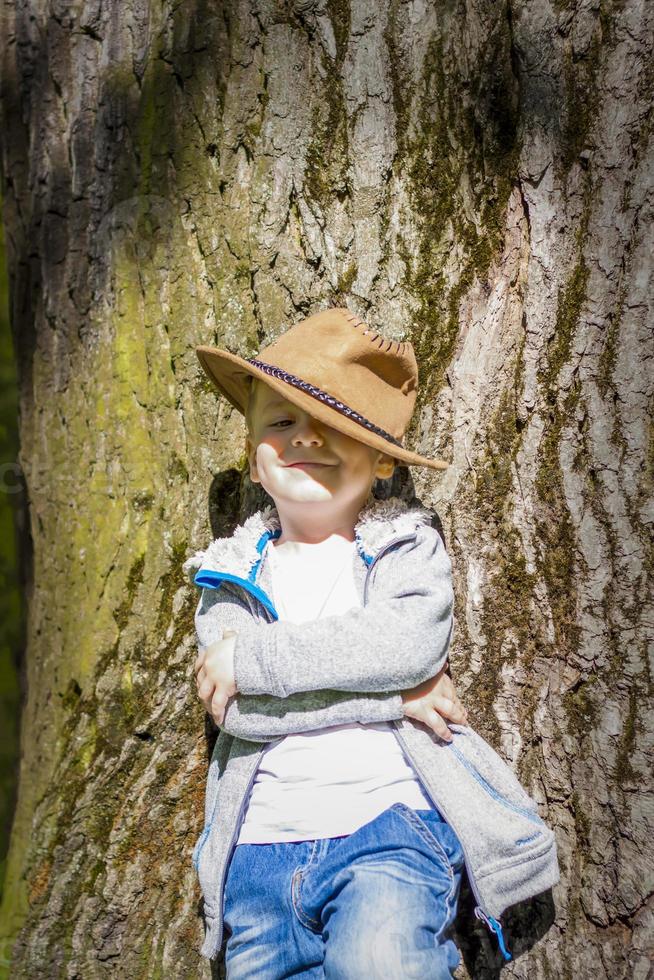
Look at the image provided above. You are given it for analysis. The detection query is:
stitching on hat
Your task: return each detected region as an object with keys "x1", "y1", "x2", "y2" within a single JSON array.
[
  {"x1": 346, "y1": 314, "x2": 402, "y2": 353},
  {"x1": 245, "y1": 358, "x2": 404, "y2": 448}
]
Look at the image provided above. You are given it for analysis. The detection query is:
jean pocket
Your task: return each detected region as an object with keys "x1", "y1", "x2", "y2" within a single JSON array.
[
  {"x1": 391, "y1": 803, "x2": 463, "y2": 877},
  {"x1": 415, "y1": 807, "x2": 465, "y2": 873}
]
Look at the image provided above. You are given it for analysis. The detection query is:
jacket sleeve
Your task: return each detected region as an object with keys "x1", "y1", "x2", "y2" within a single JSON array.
[
  {"x1": 221, "y1": 689, "x2": 405, "y2": 743},
  {"x1": 193, "y1": 584, "x2": 405, "y2": 742},
  {"x1": 232, "y1": 525, "x2": 454, "y2": 699}
]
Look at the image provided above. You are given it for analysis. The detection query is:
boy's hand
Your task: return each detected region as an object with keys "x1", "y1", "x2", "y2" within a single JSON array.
[
  {"x1": 400, "y1": 664, "x2": 468, "y2": 742},
  {"x1": 194, "y1": 630, "x2": 238, "y2": 726}
]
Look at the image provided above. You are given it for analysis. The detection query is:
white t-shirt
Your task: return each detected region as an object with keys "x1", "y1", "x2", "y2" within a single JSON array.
[{"x1": 236, "y1": 533, "x2": 432, "y2": 844}]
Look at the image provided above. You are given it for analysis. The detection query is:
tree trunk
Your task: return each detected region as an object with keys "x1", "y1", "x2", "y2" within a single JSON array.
[{"x1": 0, "y1": 0, "x2": 651, "y2": 976}]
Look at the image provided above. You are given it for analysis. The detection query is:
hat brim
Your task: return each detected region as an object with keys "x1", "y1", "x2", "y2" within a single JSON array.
[{"x1": 195, "y1": 346, "x2": 449, "y2": 472}]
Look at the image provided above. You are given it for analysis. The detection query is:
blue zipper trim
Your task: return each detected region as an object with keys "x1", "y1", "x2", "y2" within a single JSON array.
[
  {"x1": 516, "y1": 833, "x2": 540, "y2": 846},
  {"x1": 193, "y1": 568, "x2": 280, "y2": 621},
  {"x1": 489, "y1": 917, "x2": 512, "y2": 961},
  {"x1": 192, "y1": 824, "x2": 211, "y2": 871},
  {"x1": 474, "y1": 908, "x2": 512, "y2": 961},
  {"x1": 194, "y1": 526, "x2": 373, "y2": 623},
  {"x1": 449, "y1": 743, "x2": 543, "y2": 825},
  {"x1": 356, "y1": 537, "x2": 374, "y2": 566},
  {"x1": 251, "y1": 528, "x2": 282, "y2": 581}
]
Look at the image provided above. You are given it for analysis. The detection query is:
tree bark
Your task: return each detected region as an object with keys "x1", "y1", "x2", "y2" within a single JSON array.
[{"x1": 0, "y1": 0, "x2": 651, "y2": 976}]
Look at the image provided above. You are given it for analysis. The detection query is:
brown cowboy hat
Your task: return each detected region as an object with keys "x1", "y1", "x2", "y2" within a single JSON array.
[{"x1": 195, "y1": 307, "x2": 449, "y2": 471}]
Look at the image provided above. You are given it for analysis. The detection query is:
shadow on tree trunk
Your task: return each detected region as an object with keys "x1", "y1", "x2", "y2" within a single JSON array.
[{"x1": 455, "y1": 879, "x2": 556, "y2": 977}]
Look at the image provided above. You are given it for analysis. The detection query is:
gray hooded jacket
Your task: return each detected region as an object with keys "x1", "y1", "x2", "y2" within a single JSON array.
[{"x1": 184, "y1": 495, "x2": 559, "y2": 961}]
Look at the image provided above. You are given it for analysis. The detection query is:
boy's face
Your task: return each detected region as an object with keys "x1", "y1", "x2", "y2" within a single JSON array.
[{"x1": 245, "y1": 380, "x2": 395, "y2": 513}]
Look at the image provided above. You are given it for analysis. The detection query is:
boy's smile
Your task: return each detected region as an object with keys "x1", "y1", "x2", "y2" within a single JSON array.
[{"x1": 244, "y1": 379, "x2": 395, "y2": 542}]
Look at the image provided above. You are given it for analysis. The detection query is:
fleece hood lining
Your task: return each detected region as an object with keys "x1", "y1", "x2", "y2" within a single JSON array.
[{"x1": 182, "y1": 495, "x2": 435, "y2": 584}]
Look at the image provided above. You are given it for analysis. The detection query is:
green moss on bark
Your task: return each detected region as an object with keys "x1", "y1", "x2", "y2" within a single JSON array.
[
  {"x1": 613, "y1": 684, "x2": 639, "y2": 785},
  {"x1": 570, "y1": 790, "x2": 591, "y2": 845},
  {"x1": 326, "y1": 0, "x2": 351, "y2": 62},
  {"x1": 395, "y1": 25, "x2": 520, "y2": 425},
  {"x1": 18, "y1": 529, "x2": 202, "y2": 968},
  {"x1": 466, "y1": 384, "x2": 538, "y2": 745},
  {"x1": 563, "y1": 678, "x2": 598, "y2": 737},
  {"x1": 336, "y1": 260, "x2": 358, "y2": 296},
  {"x1": 534, "y1": 254, "x2": 590, "y2": 656},
  {"x1": 113, "y1": 554, "x2": 146, "y2": 631},
  {"x1": 383, "y1": 0, "x2": 413, "y2": 159},
  {"x1": 303, "y1": 4, "x2": 351, "y2": 210}
]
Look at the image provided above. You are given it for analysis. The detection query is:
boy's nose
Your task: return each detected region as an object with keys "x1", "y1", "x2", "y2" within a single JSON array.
[{"x1": 292, "y1": 419, "x2": 324, "y2": 444}]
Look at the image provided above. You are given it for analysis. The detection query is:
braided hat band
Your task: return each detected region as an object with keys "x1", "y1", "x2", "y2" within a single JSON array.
[
  {"x1": 194, "y1": 307, "x2": 449, "y2": 472},
  {"x1": 245, "y1": 358, "x2": 405, "y2": 449}
]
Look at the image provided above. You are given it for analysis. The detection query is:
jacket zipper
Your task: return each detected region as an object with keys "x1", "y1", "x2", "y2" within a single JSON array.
[
  {"x1": 210, "y1": 741, "x2": 269, "y2": 953},
  {"x1": 390, "y1": 714, "x2": 511, "y2": 961}
]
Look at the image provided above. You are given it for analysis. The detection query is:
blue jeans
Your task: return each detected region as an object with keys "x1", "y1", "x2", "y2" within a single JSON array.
[{"x1": 222, "y1": 802, "x2": 464, "y2": 979}]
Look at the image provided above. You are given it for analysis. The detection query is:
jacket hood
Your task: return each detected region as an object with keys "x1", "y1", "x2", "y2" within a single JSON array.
[{"x1": 183, "y1": 494, "x2": 435, "y2": 585}]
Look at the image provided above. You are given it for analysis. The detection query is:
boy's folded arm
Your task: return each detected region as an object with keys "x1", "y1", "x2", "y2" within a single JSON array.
[
  {"x1": 233, "y1": 526, "x2": 453, "y2": 699},
  {"x1": 194, "y1": 585, "x2": 405, "y2": 738},
  {"x1": 219, "y1": 688, "x2": 404, "y2": 743}
]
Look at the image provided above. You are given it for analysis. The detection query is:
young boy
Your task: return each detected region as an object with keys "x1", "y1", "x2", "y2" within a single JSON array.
[{"x1": 186, "y1": 307, "x2": 559, "y2": 978}]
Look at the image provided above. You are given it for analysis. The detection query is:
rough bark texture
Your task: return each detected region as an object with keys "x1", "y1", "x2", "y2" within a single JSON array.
[
  {"x1": 0, "y1": 0, "x2": 651, "y2": 977},
  {"x1": 0, "y1": 188, "x2": 23, "y2": 968}
]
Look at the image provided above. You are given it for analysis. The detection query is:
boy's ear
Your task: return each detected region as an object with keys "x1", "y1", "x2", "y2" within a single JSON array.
[
  {"x1": 375, "y1": 452, "x2": 396, "y2": 480},
  {"x1": 245, "y1": 435, "x2": 260, "y2": 483}
]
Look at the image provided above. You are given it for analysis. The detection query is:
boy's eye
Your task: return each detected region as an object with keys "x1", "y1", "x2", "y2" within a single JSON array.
[{"x1": 270, "y1": 419, "x2": 293, "y2": 427}]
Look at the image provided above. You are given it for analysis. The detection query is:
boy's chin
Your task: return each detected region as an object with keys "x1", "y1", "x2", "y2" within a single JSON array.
[
  {"x1": 261, "y1": 476, "x2": 342, "y2": 505},
  {"x1": 270, "y1": 486, "x2": 335, "y2": 504}
]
